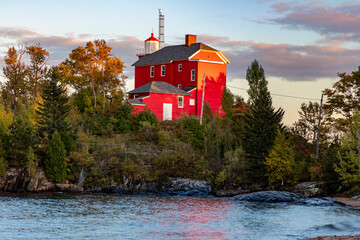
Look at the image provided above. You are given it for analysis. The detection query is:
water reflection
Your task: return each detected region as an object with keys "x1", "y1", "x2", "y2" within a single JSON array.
[{"x1": 0, "y1": 194, "x2": 359, "y2": 240}]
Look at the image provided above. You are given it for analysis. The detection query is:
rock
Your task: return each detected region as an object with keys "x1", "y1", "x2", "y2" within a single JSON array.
[
  {"x1": 232, "y1": 191, "x2": 347, "y2": 206},
  {"x1": 293, "y1": 182, "x2": 326, "y2": 197},
  {"x1": 162, "y1": 178, "x2": 212, "y2": 197},
  {"x1": 350, "y1": 195, "x2": 360, "y2": 201}
]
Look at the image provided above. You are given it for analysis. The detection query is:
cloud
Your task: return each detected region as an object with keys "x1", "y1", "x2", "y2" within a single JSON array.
[
  {"x1": 268, "y1": 1, "x2": 360, "y2": 42},
  {"x1": 0, "y1": 26, "x2": 39, "y2": 39},
  {"x1": 0, "y1": 27, "x2": 142, "y2": 79},
  {"x1": 198, "y1": 34, "x2": 360, "y2": 81}
]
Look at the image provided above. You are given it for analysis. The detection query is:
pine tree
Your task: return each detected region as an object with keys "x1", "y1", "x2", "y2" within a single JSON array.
[
  {"x1": 36, "y1": 68, "x2": 74, "y2": 153},
  {"x1": 265, "y1": 129, "x2": 295, "y2": 186},
  {"x1": 246, "y1": 59, "x2": 268, "y2": 105},
  {"x1": 242, "y1": 60, "x2": 284, "y2": 182},
  {"x1": 45, "y1": 131, "x2": 67, "y2": 183}
]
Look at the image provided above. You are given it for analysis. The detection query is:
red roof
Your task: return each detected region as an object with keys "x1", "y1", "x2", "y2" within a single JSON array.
[{"x1": 145, "y1": 33, "x2": 159, "y2": 42}]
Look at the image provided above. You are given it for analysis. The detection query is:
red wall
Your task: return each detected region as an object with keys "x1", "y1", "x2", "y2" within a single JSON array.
[
  {"x1": 133, "y1": 50, "x2": 227, "y2": 119},
  {"x1": 196, "y1": 61, "x2": 227, "y2": 116},
  {"x1": 134, "y1": 63, "x2": 174, "y2": 88}
]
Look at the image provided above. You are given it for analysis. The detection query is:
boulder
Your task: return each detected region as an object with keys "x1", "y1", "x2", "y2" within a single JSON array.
[
  {"x1": 162, "y1": 178, "x2": 212, "y2": 197},
  {"x1": 293, "y1": 182, "x2": 326, "y2": 197},
  {"x1": 232, "y1": 191, "x2": 347, "y2": 206}
]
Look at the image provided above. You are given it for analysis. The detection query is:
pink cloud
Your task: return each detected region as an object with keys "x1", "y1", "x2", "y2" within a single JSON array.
[
  {"x1": 198, "y1": 34, "x2": 360, "y2": 81},
  {"x1": 269, "y1": 1, "x2": 360, "y2": 42}
]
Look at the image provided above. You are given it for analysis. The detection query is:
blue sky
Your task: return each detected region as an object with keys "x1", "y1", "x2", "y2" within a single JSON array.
[{"x1": 1, "y1": 0, "x2": 360, "y2": 124}]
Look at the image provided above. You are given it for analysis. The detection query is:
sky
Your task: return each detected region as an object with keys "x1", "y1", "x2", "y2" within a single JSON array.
[{"x1": 1, "y1": 0, "x2": 360, "y2": 125}]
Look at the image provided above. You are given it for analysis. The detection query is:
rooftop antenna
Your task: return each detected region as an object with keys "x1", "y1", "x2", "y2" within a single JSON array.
[{"x1": 158, "y1": 9, "x2": 165, "y2": 47}]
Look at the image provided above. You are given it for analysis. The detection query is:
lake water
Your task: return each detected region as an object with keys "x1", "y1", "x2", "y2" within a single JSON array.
[{"x1": 0, "y1": 194, "x2": 360, "y2": 240}]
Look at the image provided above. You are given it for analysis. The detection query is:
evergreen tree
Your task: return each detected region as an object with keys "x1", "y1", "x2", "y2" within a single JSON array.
[
  {"x1": 36, "y1": 68, "x2": 75, "y2": 153},
  {"x1": 265, "y1": 129, "x2": 295, "y2": 186},
  {"x1": 45, "y1": 131, "x2": 67, "y2": 183},
  {"x1": 334, "y1": 112, "x2": 360, "y2": 190},
  {"x1": 246, "y1": 59, "x2": 268, "y2": 105},
  {"x1": 242, "y1": 60, "x2": 284, "y2": 182},
  {"x1": 5, "y1": 114, "x2": 36, "y2": 167}
]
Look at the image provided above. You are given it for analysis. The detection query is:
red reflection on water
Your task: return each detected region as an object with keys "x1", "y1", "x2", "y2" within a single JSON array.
[{"x1": 162, "y1": 197, "x2": 239, "y2": 239}]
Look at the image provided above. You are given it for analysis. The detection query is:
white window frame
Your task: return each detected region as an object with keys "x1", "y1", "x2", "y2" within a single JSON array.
[
  {"x1": 161, "y1": 65, "x2": 165, "y2": 76},
  {"x1": 150, "y1": 66, "x2": 154, "y2": 77},
  {"x1": 189, "y1": 99, "x2": 195, "y2": 106},
  {"x1": 178, "y1": 84, "x2": 182, "y2": 89},
  {"x1": 191, "y1": 69, "x2": 195, "y2": 81},
  {"x1": 178, "y1": 64, "x2": 182, "y2": 72},
  {"x1": 178, "y1": 96, "x2": 184, "y2": 108},
  {"x1": 134, "y1": 94, "x2": 138, "y2": 99}
]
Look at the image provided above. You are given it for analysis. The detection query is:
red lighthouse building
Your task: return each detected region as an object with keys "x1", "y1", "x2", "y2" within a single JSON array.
[{"x1": 128, "y1": 34, "x2": 230, "y2": 121}]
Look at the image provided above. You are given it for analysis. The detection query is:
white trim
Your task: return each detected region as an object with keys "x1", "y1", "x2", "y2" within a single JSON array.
[
  {"x1": 188, "y1": 59, "x2": 224, "y2": 64},
  {"x1": 161, "y1": 65, "x2": 165, "y2": 76},
  {"x1": 150, "y1": 66, "x2": 154, "y2": 77},
  {"x1": 187, "y1": 88, "x2": 196, "y2": 93},
  {"x1": 189, "y1": 99, "x2": 195, "y2": 106},
  {"x1": 191, "y1": 69, "x2": 196, "y2": 81},
  {"x1": 216, "y1": 52, "x2": 228, "y2": 64},
  {"x1": 130, "y1": 103, "x2": 146, "y2": 106},
  {"x1": 178, "y1": 96, "x2": 184, "y2": 108},
  {"x1": 188, "y1": 50, "x2": 200, "y2": 60}
]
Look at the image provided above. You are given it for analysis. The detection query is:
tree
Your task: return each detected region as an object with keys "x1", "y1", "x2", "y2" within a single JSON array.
[
  {"x1": 36, "y1": 68, "x2": 74, "y2": 153},
  {"x1": 26, "y1": 43, "x2": 49, "y2": 99},
  {"x1": 291, "y1": 101, "x2": 332, "y2": 144},
  {"x1": 323, "y1": 66, "x2": 360, "y2": 133},
  {"x1": 1, "y1": 45, "x2": 28, "y2": 111},
  {"x1": 334, "y1": 112, "x2": 360, "y2": 190},
  {"x1": 59, "y1": 39, "x2": 125, "y2": 111},
  {"x1": 246, "y1": 59, "x2": 267, "y2": 105},
  {"x1": 5, "y1": 113, "x2": 36, "y2": 167},
  {"x1": 45, "y1": 131, "x2": 67, "y2": 183},
  {"x1": 242, "y1": 60, "x2": 284, "y2": 182},
  {"x1": 221, "y1": 87, "x2": 234, "y2": 117},
  {"x1": 265, "y1": 129, "x2": 295, "y2": 186}
]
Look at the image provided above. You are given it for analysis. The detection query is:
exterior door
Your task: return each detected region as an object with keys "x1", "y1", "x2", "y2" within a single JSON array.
[{"x1": 163, "y1": 103, "x2": 172, "y2": 121}]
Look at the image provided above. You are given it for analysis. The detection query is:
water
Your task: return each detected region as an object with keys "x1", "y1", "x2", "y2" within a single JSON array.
[{"x1": 0, "y1": 194, "x2": 359, "y2": 240}]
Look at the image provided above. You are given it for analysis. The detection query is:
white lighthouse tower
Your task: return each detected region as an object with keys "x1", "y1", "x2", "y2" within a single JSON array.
[{"x1": 144, "y1": 32, "x2": 160, "y2": 55}]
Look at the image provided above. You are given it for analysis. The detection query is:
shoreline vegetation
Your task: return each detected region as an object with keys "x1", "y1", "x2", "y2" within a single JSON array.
[{"x1": 0, "y1": 43, "x2": 360, "y2": 220}]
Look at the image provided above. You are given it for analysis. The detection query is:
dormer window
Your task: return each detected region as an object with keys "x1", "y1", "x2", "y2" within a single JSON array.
[
  {"x1": 161, "y1": 65, "x2": 165, "y2": 76},
  {"x1": 178, "y1": 84, "x2": 182, "y2": 89},
  {"x1": 191, "y1": 69, "x2": 195, "y2": 81},
  {"x1": 134, "y1": 94, "x2": 138, "y2": 99},
  {"x1": 150, "y1": 66, "x2": 154, "y2": 77},
  {"x1": 178, "y1": 64, "x2": 182, "y2": 72}
]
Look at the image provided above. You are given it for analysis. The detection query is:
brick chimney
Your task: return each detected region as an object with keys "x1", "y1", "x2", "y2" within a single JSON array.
[{"x1": 185, "y1": 34, "x2": 197, "y2": 47}]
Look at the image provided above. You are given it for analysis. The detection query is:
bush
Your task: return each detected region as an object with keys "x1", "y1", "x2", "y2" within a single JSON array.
[
  {"x1": 153, "y1": 143, "x2": 205, "y2": 182},
  {"x1": 179, "y1": 118, "x2": 204, "y2": 150},
  {"x1": 215, "y1": 147, "x2": 246, "y2": 189},
  {"x1": 132, "y1": 109, "x2": 158, "y2": 131},
  {"x1": 114, "y1": 104, "x2": 133, "y2": 133}
]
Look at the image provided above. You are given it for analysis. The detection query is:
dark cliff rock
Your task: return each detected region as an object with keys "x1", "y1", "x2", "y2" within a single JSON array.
[
  {"x1": 88, "y1": 177, "x2": 212, "y2": 197},
  {"x1": 0, "y1": 167, "x2": 79, "y2": 193}
]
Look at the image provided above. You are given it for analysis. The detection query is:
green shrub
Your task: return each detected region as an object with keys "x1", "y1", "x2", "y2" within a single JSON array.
[
  {"x1": 153, "y1": 143, "x2": 205, "y2": 182},
  {"x1": 132, "y1": 109, "x2": 158, "y2": 131},
  {"x1": 179, "y1": 118, "x2": 204, "y2": 150},
  {"x1": 114, "y1": 104, "x2": 133, "y2": 133}
]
